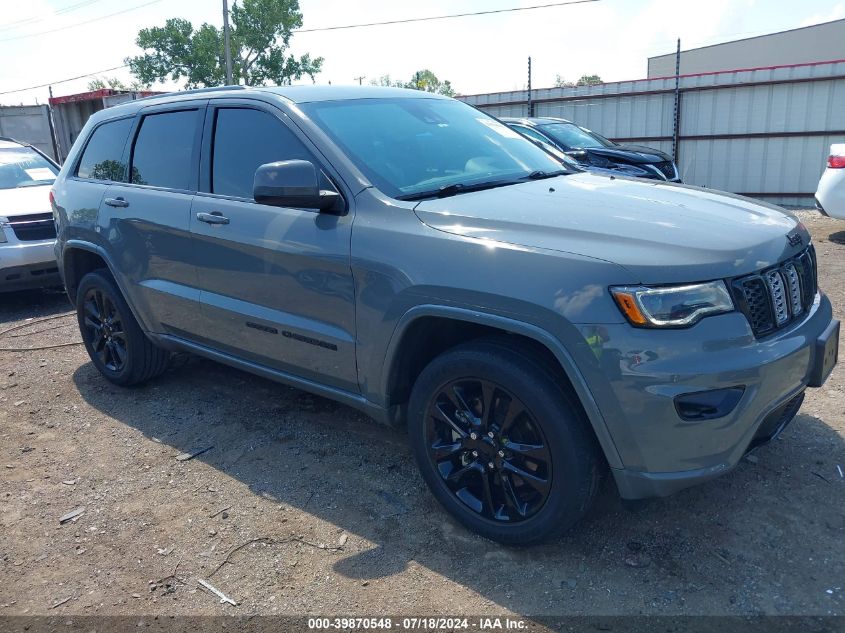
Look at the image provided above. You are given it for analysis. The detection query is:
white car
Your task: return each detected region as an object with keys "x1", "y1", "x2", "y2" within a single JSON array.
[
  {"x1": 816, "y1": 143, "x2": 845, "y2": 220},
  {"x1": 0, "y1": 137, "x2": 61, "y2": 292}
]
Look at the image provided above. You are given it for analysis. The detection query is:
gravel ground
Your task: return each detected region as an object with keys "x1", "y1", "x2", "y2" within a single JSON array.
[{"x1": 0, "y1": 210, "x2": 843, "y2": 620}]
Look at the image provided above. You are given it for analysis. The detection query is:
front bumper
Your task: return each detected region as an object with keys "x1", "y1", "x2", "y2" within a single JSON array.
[
  {"x1": 576, "y1": 292, "x2": 837, "y2": 499},
  {"x1": 0, "y1": 235, "x2": 60, "y2": 292}
]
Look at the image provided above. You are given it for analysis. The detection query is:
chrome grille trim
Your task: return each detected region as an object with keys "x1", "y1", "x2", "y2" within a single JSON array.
[
  {"x1": 764, "y1": 270, "x2": 789, "y2": 326},
  {"x1": 783, "y1": 264, "x2": 803, "y2": 317}
]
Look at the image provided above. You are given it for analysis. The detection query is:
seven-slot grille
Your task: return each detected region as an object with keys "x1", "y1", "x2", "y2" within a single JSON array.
[
  {"x1": 7, "y1": 212, "x2": 56, "y2": 241},
  {"x1": 732, "y1": 246, "x2": 817, "y2": 338}
]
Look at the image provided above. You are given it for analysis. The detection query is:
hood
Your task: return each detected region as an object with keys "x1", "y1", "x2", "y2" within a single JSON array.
[
  {"x1": 0, "y1": 185, "x2": 53, "y2": 218},
  {"x1": 585, "y1": 144, "x2": 672, "y2": 164},
  {"x1": 413, "y1": 173, "x2": 807, "y2": 284}
]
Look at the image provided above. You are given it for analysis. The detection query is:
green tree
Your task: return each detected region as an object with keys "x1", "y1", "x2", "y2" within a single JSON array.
[
  {"x1": 126, "y1": 0, "x2": 323, "y2": 89},
  {"x1": 554, "y1": 74, "x2": 603, "y2": 88},
  {"x1": 371, "y1": 70, "x2": 456, "y2": 96},
  {"x1": 554, "y1": 74, "x2": 575, "y2": 88},
  {"x1": 407, "y1": 69, "x2": 455, "y2": 96},
  {"x1": 86, "y1": 76, "x2": 149, "y2": 91},
  {"x1": 576, "y1": 74, "x2": 603, "y2": 86}
]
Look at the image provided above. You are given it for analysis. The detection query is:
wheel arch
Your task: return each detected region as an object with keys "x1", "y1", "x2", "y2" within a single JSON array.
[
  {"x1": 62, "y1": 240, "x2": 149, "y2": 332},
  {"x1": 380, "y1": 305, "x2": 623, "y2": 469}
]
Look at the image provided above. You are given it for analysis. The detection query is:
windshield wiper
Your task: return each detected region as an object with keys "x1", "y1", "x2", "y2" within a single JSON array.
[
  {"x1": 525, "y1": 169, "x2": 569, "y2": 179},
  {"x1": 397, "y1": 179, "x2": 518, "y2": 201}
]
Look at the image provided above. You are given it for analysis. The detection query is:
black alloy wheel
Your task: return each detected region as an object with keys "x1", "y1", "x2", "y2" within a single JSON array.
[
  {"x1": 82, "y1": 287, "x2": 128, "y2": 372},
  {"x1": 425, "y1": 378, "x2": 552, "y2": 522},
  {"x1": 75, "y1": 269, "x2": 170, "y2": 386},
  {"x1": 408, "y1": 340, "x2": 604, "y2": 545}
]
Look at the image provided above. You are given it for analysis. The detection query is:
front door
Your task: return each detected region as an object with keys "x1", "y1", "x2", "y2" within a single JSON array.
[{"x1": 190, "y1": 103, "x2": 357, "y2": 392}]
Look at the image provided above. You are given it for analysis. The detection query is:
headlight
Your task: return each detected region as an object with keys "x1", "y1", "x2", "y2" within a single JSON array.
[{"x1": 611, "y1": 281, "x2": 734, "y2": 328}]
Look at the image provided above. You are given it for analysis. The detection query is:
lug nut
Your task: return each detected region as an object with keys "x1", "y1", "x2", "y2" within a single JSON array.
[
  {"x1": 470, "y1": 432, "x2": 477, "y2": 440},
  {"x1": 487, "y1": 432, "x2": 494, "y2": 438},
  {"x1": 498, "y1": 450, "x2": 505, "y2": 457},
  {"x1": 488, "y1": 462, "x2": 495, "y2": 469},
  {"x1": 472, "y1": 450, "x2": 478, "y2": 457}
]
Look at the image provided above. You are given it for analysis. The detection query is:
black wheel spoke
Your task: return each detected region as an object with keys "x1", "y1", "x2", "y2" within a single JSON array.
[
  {"x1": 451, "y1": 385, "x2": 477, "y2": 423},
  {"x1": 480, "y1": 469, "x2": 496, "y2": 518},
  {"x1": 110, "y1": 340, "x2": 126, "y2": 365},
  {"x1": 425, "y1": 377, "x2": 552, "y2": 524},
  {"x1": 504, "y1": 440, "x2": 548, "y2": 461},
  {"x1": 502, "y1": 461, "x2": 551, "y2": 494},
  {"x1": 431, "y1": 440, "x2": 463, "y2": 461},
  {"x1": 91, "y1": 329, "x2": 104, "y2": 351},
  {"x1": 433, "y1": 402, "x2": 468, "y2": 438},
  {"x1": 446, "y1": 459, "x2": 480, "y2": 483},
  {"x1": 501, "y1": 472, "x2": 527, "y2": 518}
]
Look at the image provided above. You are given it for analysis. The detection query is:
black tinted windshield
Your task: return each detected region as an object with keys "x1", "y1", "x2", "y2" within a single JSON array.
[
  {"x1": 540, "y1": 122, "x2": 615, "y2": 150},
  {"x1": 302, "y1": 98, "x2": 564, "y2": 199},
  {"x1": 0, "y1": 146, "x2": 58, "y2": 190}
]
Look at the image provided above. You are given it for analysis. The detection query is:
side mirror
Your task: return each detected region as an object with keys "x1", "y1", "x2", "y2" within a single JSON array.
[{"x1": 253, "y1": 160, "x2": 341, "y2": 211}]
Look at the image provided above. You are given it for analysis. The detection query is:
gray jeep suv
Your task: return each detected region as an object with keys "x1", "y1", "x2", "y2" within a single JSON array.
[{"x1": 51, "y1": 86, "x2": 839, "y2": 545}]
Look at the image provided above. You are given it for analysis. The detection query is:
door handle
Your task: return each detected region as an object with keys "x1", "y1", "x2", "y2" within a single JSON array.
[
  {"x1": 104, "y1": 197, "x2": 129, "y2": 208},
  {"x1": 196, "y1": 211, "x2": 230, "y2": 225}
]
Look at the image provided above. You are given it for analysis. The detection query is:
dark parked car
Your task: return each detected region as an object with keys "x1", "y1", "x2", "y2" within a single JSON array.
[
  {"x1": 52, "y1": 87, "x2": 837, "y2": 545},
  {"x1": 502, "y1": 116, "x2": 681, "y2": 182}
]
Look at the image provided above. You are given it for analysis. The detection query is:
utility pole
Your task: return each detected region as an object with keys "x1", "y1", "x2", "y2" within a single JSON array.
[
  {"x1": 353, "y1": 75, "x2": 365, "y2": 85},
  {"x1": 223, "y1": 0, "x2": 234, "y2": 85},
  {"x1": 527, "y1": 56, "x2": 533, "y2": 117},
  {"x1": 672, "y1": 38, "x2": 682, "y2": 164}
]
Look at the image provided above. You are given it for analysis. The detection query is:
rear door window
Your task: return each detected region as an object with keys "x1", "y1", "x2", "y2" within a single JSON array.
[
  {"x1": 76, "y1": 118, "x2": 132, "y2": 181},
  {"x1": 210, "y1": 107, "x2": 314, "y2": 199},
  {"x1": 131, "y1": 110, "x2": 200, "y2": 190}
]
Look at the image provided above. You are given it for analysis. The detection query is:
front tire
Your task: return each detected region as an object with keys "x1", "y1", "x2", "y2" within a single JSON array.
[
  {"x1": 76, "y1": 270, "x2": 169, "y2": 386},
  {"x1": 408, "y1": 340, "x2": 603, "y2": 545}
]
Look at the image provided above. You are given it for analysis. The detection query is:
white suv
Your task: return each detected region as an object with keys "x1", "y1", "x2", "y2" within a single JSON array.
[
  {"x1": 816, "y1": 143, "x2": 845, "y2": 220},
  {"x1": 0, "y1": 137, "x2": 61, "y2": 292}
]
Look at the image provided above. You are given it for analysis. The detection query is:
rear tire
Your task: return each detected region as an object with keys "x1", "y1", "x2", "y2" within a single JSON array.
[
  {"x1": 76, "y1": 270, "x2": 169, "y2": 386},
  {"x1": 408, "y1": 340, "x2": 603, "y2": 545}
]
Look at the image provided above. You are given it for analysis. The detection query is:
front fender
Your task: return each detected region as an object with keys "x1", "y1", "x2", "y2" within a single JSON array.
[{"x1": 379, "y1": 304, "x2": 623, "y2": 469}]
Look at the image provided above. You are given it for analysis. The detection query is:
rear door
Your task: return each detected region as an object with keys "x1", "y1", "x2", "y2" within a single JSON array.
[
  {"x1": 99, "y1": 101, "x2": 206, "y2": 337},
  {"x1": 190, "y1": 100, "x2": 357, "y2": 392}
]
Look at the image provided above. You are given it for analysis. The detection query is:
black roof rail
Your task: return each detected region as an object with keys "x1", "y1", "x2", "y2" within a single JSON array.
[{"x1": 135, "y1": 85, "x2": 248, "y2": 101}]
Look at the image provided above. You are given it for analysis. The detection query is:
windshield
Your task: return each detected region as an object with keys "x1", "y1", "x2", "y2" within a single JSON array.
[
  {"x1": 0, "y1": 146, "x2": 58, "y2": 190},
  {"x1": 302, "y1": 98, "x2": 566, "y2": 199},
  {"x1": 540, "y1": 122, "x2": 615, "y2": 150}
]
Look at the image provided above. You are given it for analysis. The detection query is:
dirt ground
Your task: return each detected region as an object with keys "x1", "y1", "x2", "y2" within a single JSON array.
[{"x1": 0, "y1": 210, "x2": 843, "y2": 620}]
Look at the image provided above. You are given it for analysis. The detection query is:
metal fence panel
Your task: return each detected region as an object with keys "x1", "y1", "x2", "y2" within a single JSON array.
[
  {"x1": 460, "y1": 60, "x2": 845, "y2": 206},
  {"x1": 0, "y1": 105, "x2": 57, "y2": 160}
]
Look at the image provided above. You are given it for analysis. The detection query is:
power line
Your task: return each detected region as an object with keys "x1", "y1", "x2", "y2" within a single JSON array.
[
  {"x1": 294, "y1": 0, "x2": 601, "y2": 33},
  {"x1": 0, "y1": 0, "x2": 163, "y2": 43},
  {"x1": 0, "y1": 64, "x2": 128, "y2": 96},
  {"x1": 0, "y1": 0, "x2": 103, "y2": 33}
]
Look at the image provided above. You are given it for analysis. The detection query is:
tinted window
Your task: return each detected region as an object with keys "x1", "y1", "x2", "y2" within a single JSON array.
[
  {"x1": 0, "y1": 146, "x2": 58, "y2": 190},
  {"x1": 131, "y1": 110, "x2": 198, "y2": 189},
  {"x1": 211, "y1": 108, "x2": 313, "y2": 199},
  {"x1": 76, "y1": 118, "x2": 132, "y2": 181}
]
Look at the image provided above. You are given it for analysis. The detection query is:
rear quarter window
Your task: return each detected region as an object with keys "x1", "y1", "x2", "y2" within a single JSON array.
[{"x1": 76, "y1": 118, "x2": 133, "y2": 181}]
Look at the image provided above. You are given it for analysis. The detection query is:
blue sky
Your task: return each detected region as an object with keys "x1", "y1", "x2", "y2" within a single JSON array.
[{"x1": 1, "y1": 0, "x2": 843, "y2": 104}]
